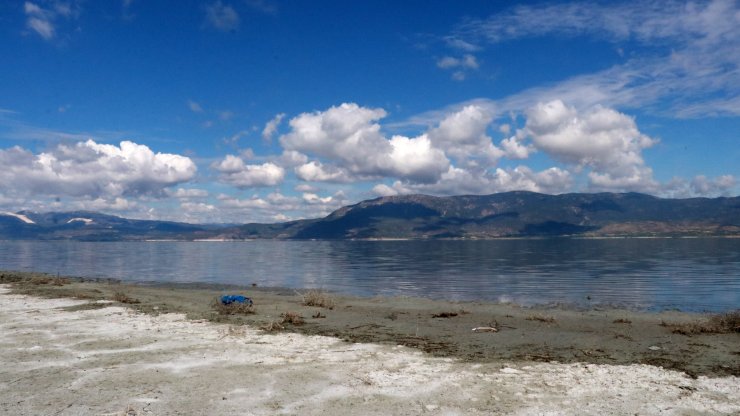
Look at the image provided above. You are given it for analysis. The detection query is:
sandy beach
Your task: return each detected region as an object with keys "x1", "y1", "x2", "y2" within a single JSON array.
[{"x1": 1, "y1": 272, "x2": 738, "y2": 415}]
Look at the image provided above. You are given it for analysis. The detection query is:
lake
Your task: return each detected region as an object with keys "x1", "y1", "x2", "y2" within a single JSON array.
[{"x1": 1, "y1": 238, "x2": 738, "y2": 312}]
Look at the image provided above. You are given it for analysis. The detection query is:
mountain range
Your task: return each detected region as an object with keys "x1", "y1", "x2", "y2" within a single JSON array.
[
  {"x1": 2, "y1": 192, "x2": 739, "y2": 241},
  {"x1": 0, "y1": 210, "x2": 217, "y2": 241}
]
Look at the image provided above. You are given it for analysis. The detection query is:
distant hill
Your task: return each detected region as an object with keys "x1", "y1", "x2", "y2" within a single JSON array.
[
  {"x1": 2, "y1": 192, "x2": 739, "y2": 241},
  {"x1": 219, "y1": 191, "x2": 740, "y2": 239}
]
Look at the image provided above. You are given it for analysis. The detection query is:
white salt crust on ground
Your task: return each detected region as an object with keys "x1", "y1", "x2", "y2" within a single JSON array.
[{"x1": 0, "y1": 285, "x2": 738, "y2": 416}]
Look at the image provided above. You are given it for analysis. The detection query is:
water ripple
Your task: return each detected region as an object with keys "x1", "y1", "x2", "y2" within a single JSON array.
[{"x1": 0, "y1": 239, "x2": 738, "y2": 312}]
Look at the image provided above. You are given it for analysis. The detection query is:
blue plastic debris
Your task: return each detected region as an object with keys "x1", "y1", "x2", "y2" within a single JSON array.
[{"x1": 220, "y1": 294, "x2": 253, "y2": 306}]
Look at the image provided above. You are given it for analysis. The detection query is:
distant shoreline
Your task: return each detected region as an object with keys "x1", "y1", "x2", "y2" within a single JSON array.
[{"x1": 4, "y1": 234, "x2": 740, "y2": 243}]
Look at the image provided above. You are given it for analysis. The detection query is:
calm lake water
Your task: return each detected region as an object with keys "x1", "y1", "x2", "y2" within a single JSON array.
[{"x1": 1, "y1": 239, "x2": 739, "y2": 312}]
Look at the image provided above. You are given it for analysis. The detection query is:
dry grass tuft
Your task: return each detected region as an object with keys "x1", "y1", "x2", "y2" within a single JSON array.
[
  {"x1": 525, "y1": 314, "x2": 556, "y2": 323},
  {"x1": 29, "y1": 276, "x2": 52, "y2": 285},
  {"x1": 259, "y1": 320, "x2": 285, "y2": 332},
  {"x1": 113, "y1": 291, "x2": 140, "y2": 304},
  {"x1": 299, "y1": 289, "x2": 335, "y2": 309},
  {"x1": 71, "y1": 289, "x2": 103, "y2": 300},
  {"x1": 613, "y1": 318, "x2": 632, "y2": 324},
  {"x1": 0, "y1": 272, "x2": 25, "y2": 283},
  {"x1": 710, "y1": 311, "x2": 740, "y2": 333},
  {"x1": 51, "y1": 277, "x2": 71, "y2": 286},
  {"x1": 663, "y1": 311, "x2": 740, "y2": 335},
  {"x1": 280, "y1": 311, "x2": 305, "y2": 325},
  {"x1": 212, "y1": 298, "x2": 255, "y2": 315},
  {"x1": 1, "y1": 272, "x2": 71, "y2": 285}
]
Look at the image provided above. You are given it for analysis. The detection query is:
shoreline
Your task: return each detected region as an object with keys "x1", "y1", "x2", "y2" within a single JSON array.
[
  {"x1": 4, "y1": 234, "x2": 740, "y2": 243},
  {"x1": 2, "y1": 285, "x2": 737, "y2": 415},
  {"x1": 2, "y1": 270, "x2": 738, "y2": 379}
]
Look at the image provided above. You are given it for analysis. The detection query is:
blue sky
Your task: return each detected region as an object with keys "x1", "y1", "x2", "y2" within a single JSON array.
[{"x1": 0, "y1": 0, "x2": 738, "y2": 223}]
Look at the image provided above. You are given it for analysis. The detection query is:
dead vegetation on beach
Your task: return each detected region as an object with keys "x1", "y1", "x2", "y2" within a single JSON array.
[
  {"x1": 662, "y1": 311, "x2": 740, "y2": 335},
  {"x1": 212, "y1": 298, "x2": 255, "y2": 315},
  {"x1": 113, "y1": 291, "x2": 140, "y2": 304},
  {"x1": 432, "y1": 309, "x2": 470, "y2": 318},
  {"x1": 31, "y1": 276, "x2": 71, "y2": 286},
  {"x1": 0, "y1": 272, "x2": 71, "y2": 287},
  {"x1": 299, "y1": 289, "x2": 335, "y2": 309},
  {"x1": 259, "y1": 320, "x2": 285, "y2": 332},
  {"x1": 257, "y1": 311, "x2": 306, "y2": 332},
  {"x1": 1, "y1": 272, "x2": 103, "y2": 301},
  {"x1": 526, "y1": 314, "x2": 556, "y2": 324},
  {"x1": 280, "y1": 311, "x2": 305, "y2": 325}
]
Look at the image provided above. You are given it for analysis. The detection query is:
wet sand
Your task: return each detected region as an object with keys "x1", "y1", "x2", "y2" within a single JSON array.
[{"x1": 1, "y1": 271, "x2": 739, "y2": 414}]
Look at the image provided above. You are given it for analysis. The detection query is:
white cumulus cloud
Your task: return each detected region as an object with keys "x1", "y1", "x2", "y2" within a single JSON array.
[
  {"x1": 294, "y1": 183, "x2": 317, "y2": 193},
  {"x1": 216, "y1": 190, "x2": 347, "y2": 223},
  {"x1": 302, "y1": 192, "x2": 333, "y2": 205},
  {"x1": 280, "y1": 103, "x2": 449, "y2": 183},
  {"x1": 0, "y1": 140, "x2": 196, "y2": 198},
  {"x1": 278, "y1": 150, "x2": 309, "y2": 167},
  {"x1": 295, "y1": 161, "x2": 349, "y2": 183},
  {"x1": 168, "y1": 188, "x2": 209, "y2": 198},
  {"x1": 74, "y1": 197, "x2": 137, "y2": 212},
  {"x1": 181, "y1": 201, "x2": 216, "y2": 213},
  {"x1": 371, "y1": 183, "x2": 398, "y2": 197},
  {"x1": 427, "y1": 105, "x2": 504, "y2": 167},
  {"x1": 280, "y1": 103, "x2": 390, "y2": 171},
  {"x1": 661, "y1": 174, "x2": 737, "y2": 198},
  {"x1": 489, "y1": 166, "x2": 572, "y2": 194},
  {"x1": 213, "y1": 155, "x2": 285, "y2": 188},
  {"x1": 690, "y1": 175, "x2": 736, "y2": 196},
  {"x1": 524, "y1": 100, "x2": 657, "y2": 192},
  {"x1": 500, "y1": 134, "x2": 533, "y2": 159},
  {"x1": 388, "y1": 135, "x2": 450, "y2": 183},
  {"x1": 383, "y1": 165, "x2": 572, "y2": 197}
]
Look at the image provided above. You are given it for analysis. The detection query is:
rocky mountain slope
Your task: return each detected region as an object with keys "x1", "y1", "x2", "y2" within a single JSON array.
[{"x1": 221, "y1": 191, "x2": 740, "y2": 239}]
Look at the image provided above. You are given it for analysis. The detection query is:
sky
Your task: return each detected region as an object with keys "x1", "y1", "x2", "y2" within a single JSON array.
[{"x1": 0, "y1": 0, "x2": 738, "y2": 224}]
